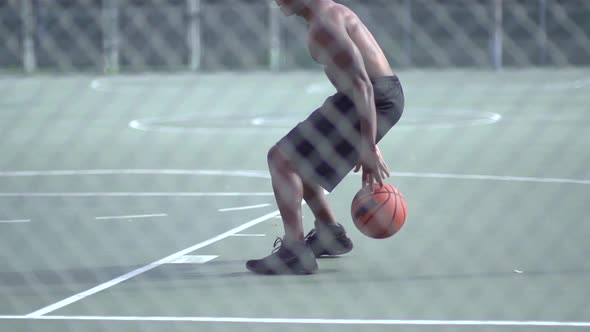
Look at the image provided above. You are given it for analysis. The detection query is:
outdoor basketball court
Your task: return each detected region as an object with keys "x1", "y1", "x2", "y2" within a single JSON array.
[{"x1": 1, "y1": 69, "x2": 589, "y2": 331}]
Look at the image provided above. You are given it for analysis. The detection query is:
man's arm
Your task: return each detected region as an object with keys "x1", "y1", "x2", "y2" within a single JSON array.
[
  {"x1": 311, "y1": 16, "x2": 376, "y2": 147},
  {"x1": 310, "y1": 13, "x2": 389, "y2": 187}
]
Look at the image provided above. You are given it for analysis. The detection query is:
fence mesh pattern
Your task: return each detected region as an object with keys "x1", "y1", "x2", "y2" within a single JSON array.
[
  {"x1": 1, "y1": 0, "x2": 590, "y2": 72},
  {"x1": 1, "y1": 1, "x2": 589, "y2": 332}
]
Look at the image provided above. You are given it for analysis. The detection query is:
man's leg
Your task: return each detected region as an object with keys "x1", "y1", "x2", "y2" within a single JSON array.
[
  {"x1": 302, "y1": 182, "x2": 337, "y2": 225},
  {"x1": 244, "y1": 145, "x2": 317, "y2": 275},
  {"x1": 269, "y1": 144, "x2": 339, "y2": 231},
  {"x1": 302, "y1": 180, "x2": 354, "y2": 258},
  {"x1": 267, "y1": 144, "x2": 306, "y2": 241},
  {"x1": 267, "y1": 144, "x2": 352, "y2": 257}
]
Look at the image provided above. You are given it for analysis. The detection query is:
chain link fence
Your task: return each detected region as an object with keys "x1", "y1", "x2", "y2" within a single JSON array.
[
  {"x1": 1, "y1": 1, "x2": 590, "y2": 330},
  {"x1": 1, "y1": 0, "x2": 590, "y2": 72}
]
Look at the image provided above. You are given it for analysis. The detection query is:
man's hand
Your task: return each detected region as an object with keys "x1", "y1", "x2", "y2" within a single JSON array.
[{"x1": 353, "y1": 144, "x2": 390, "y2": 190}]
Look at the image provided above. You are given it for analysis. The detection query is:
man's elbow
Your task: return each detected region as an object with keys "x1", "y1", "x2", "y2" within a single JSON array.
[{"x1": 352, "y1": 74, "x2": 373, "y2": 96}]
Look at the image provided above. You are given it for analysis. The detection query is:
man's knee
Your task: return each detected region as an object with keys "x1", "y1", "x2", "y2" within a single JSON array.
[{"x1": 267, "y1": 145, "x2": 290, "y2": 170}]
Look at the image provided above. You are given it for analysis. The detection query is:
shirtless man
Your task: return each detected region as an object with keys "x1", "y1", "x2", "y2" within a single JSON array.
[{"x1": 246, "y1": 0, "x2": 405, "y2": 274}]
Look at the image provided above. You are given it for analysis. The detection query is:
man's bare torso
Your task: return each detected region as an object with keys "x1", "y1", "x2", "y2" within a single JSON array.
[{"x1": 306, "y1": 2, "x2": 393, "y2": 93}]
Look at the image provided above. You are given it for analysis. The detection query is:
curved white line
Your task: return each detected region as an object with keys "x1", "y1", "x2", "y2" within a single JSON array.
[
  {"x1": 0, "y1": 169, "x2": 586, "y2": 185},
  {"x1": 542, "y1": 78, "x2": 590, "y2": 90},
  {"x1": 95, "y1": 214, "x2": 167, "y2": 220},
  {"x1": 129, "y1": 110, "x2": 503, "y2": 133},
  {"x1": 129, "y1": 119, "x2": 288, "y2": 133},
  {"x1": 389, "y1": 172, "x2": 590, "y2": 185},
  {"x1": 89, "y1": 75, "x2": 201, "y2": 93},
  {"x1": 0, "y1": 219, "x2": 31, "y2": 223}
]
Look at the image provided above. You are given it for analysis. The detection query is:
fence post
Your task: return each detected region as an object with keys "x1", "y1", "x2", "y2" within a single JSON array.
[
  {"x1": 538, "y1": 0, "x2": 547, "y2": 65},
  {"x1": 492, "y1": 0, "x2": 503, "y2": 70},
  {"x1": 402, "y1": 0, "x2": 413, "y2": 67},
  {"x1": 269, "y1": 0, "x2": 281, "y2": 71},
  {"x1": 21, "y1": 0, "x2": 36, "y2": 73},
  {"x1": 187, "y1": 0, "x2": 201, "y2": 71},
  {"x1": 102, "y1": 0, "x2": 120, "y2": 73}
]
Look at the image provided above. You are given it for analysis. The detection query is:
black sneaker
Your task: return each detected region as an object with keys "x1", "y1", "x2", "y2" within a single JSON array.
[
  {"x1": 246, "y1": 237, "x2": 318, "y2": 275},
  {"x1": 304, "y1": 222, "x2": 354, "y2": 257}
]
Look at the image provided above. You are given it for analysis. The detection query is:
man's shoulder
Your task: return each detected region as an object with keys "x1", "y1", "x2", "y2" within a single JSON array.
[
  {"x1": 326, "y1": 3, "x2": 356, "y2": 21},
  {"x1": 311, "y1": 3, "x2": 357, "y2": 29}
]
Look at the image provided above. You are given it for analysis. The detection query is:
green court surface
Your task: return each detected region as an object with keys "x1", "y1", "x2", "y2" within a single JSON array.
[{"x1": 0, "y1": 69, "x2": 589, "y2": 332}]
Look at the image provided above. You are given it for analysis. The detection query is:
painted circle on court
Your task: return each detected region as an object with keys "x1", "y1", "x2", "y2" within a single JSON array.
[
  {"x1": 89, "y1": 76, "x2": 201, "y2": 93},
  {"x1": 541, "y1": 78, "x2": 590, "y2": 91},
  {"x1": 129, "y1": 108, "x2": 502, "y2": 133}
]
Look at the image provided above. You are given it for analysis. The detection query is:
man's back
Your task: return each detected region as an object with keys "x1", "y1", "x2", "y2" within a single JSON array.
[{"x1": 306, "y1": 2, "x2": 393, "y2": 92}]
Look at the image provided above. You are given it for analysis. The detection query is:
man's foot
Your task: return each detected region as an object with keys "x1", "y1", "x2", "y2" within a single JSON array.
[
  {"x1": 246, "y1": 237, "x2": 318, "y2": 275},
  {"x1": 304, "y1": 222, "x2": 354, "y2": 257}
]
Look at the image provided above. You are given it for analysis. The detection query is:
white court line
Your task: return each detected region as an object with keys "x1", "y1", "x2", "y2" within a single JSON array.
[
  {"x1": 0, "y1": 192, "x2": 273, "y2": 197},
  {"x1": 543, "y1": 78, "x2": 590, "y2": 90},
  {"x1": 0, "y1": 169, "x2": 270, "y2": 179},
  {"x1": 130, "y1": 112, "x2": 503, "y2": 132},
  {"x1": 0, "y1": 169, "x2": 587, "y2": 185},
  {"x1": 95, "y1": 213, "x2": 167, "y2": 220},
  {"x1": 3, "y1": 168, "x2": 589, "y2": 318},
  {"x1": 218, "y1": 203, "x2": 271, "y2": 212},
  {"x1": 229, "y1": 233, "x2": 266, "y2": 237},
  {"x1": 389, "y1": 172, "x2": 590, "y2": 185},
  {"x1": 1, "y1": 315, "x2": 590, "y2": 327},
  {"x1": 25, "y1": 209, "x2": 281, "y2": 318},
  {"x1": 169, "y1": 255, "x2": 218, "y2": 264},
  {"x1": 0, "y1": 219, "x2": 31, "y2": 223}
]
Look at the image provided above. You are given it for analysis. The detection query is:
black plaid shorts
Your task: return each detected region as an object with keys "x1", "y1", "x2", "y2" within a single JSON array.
[{"x1": 276, "y1": 75, "x2": 404, "y2": 192}]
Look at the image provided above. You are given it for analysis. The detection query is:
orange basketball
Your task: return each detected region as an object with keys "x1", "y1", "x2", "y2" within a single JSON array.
[{"x1": 351, "y1": 183, "x2": 407, "y2": 239}]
